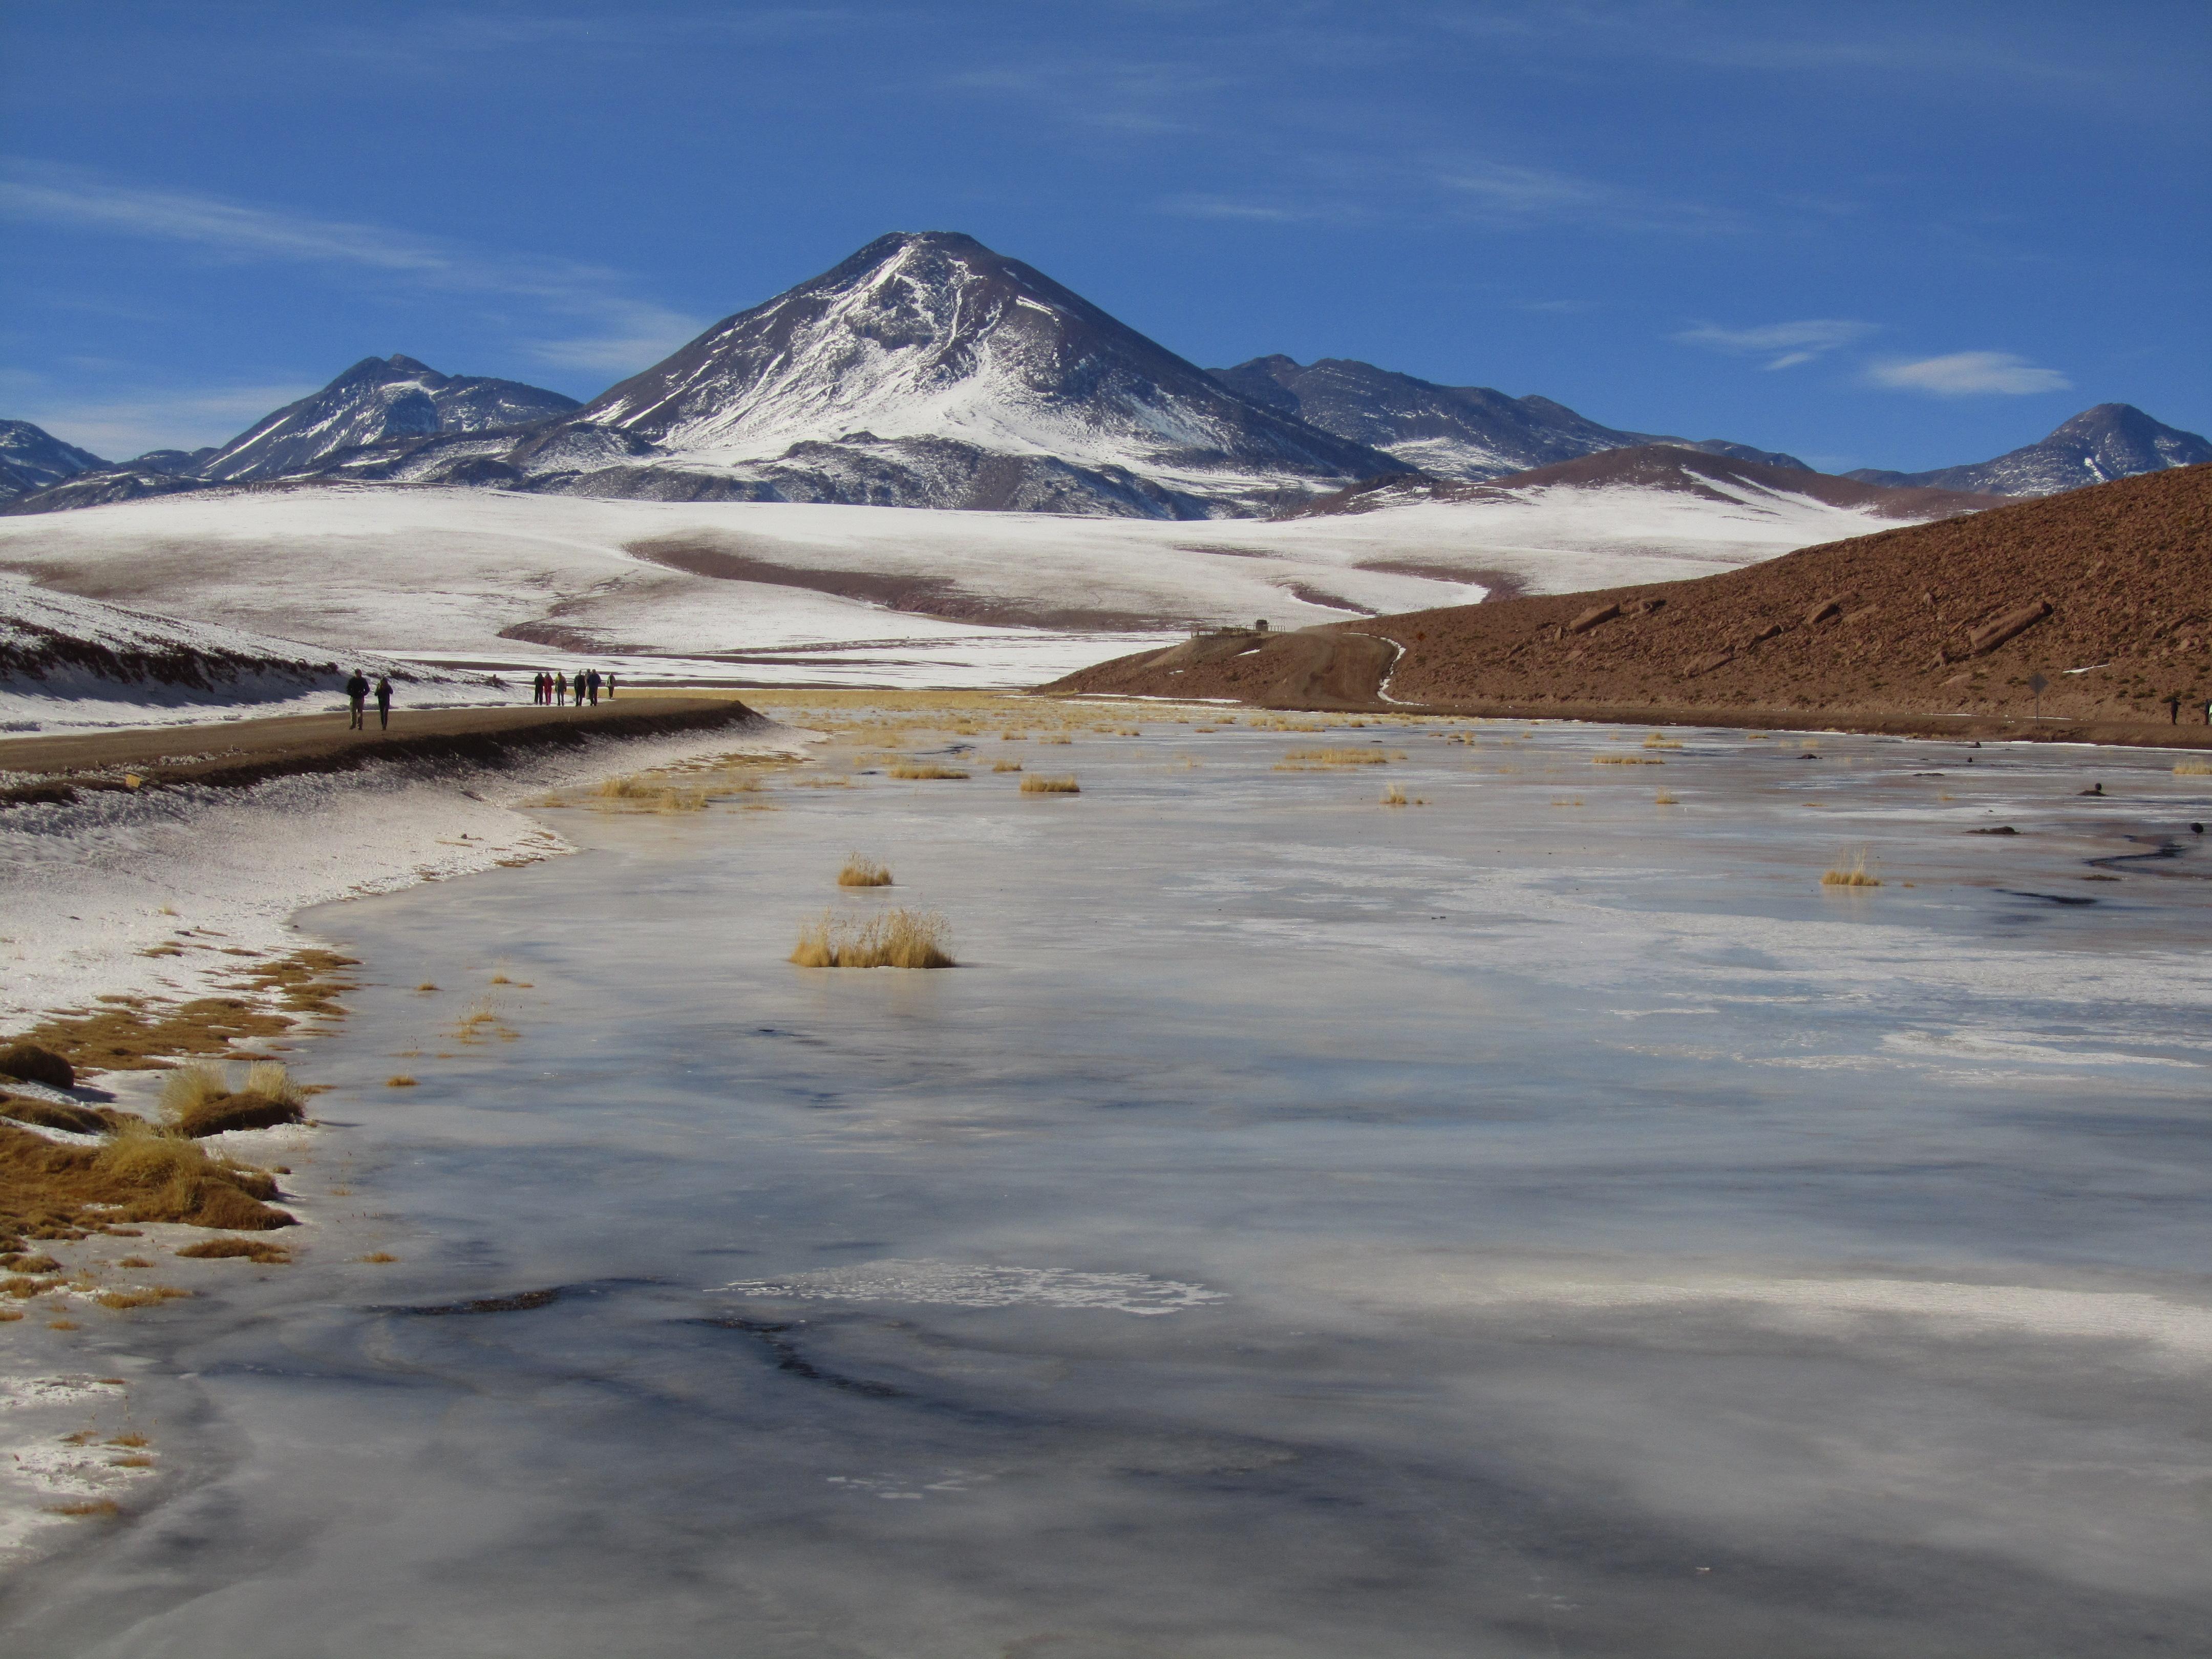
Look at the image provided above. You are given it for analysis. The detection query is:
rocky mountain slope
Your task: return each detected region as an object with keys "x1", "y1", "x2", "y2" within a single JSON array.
[
  {"x1": 0, "y1": 421, "x2": 107, "y2": 504},
  {"x1": 1847, "y1": 404, "x2": 2210, "y2": 498},
  {"x1": 19, "y1": 356, "x2": 580, "y2": 512},
  {"x1": 1208, "y1": 355, "x2": 1807, "y2": 480},
  {"x1": 1050, "y1": 464, "x2": 2212, "y2": 729}
]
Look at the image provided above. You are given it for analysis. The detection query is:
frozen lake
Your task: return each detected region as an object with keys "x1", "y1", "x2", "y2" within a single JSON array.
[{"x1": 8, "y1": 707, "x2": 2210, "y2": 1656}]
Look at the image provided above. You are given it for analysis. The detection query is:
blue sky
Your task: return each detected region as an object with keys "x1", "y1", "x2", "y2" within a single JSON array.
[{"x1": 3, "y1": 1, "x2": 2205, "y2": 471}]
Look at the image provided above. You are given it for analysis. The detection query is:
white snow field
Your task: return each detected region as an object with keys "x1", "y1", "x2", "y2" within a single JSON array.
[
  {"x1": 0, "y1": 474, "x2": 1956, "y2": 688},
  {"x1": 2, "y1": 711, "x2": 2206, "y2": 1653},
  {"x1": 0, "y1": 572, "x2": 503, "y2": 733}
]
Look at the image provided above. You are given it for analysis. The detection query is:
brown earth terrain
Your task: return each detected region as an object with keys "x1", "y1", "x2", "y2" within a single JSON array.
[
  {"x1": 0, "y1": 695, "x2": 764, "y2": 807},
  {"x1": 1047, "y1": 465, "x2": 2212, "y2": 746}
]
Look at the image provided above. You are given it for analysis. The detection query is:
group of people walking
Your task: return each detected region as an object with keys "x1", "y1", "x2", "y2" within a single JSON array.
[
  {"x1": 534, "y1": 668, "x2": 612, "y2": 707},
  {"x1": 344, "y1": 671, "x2": 392, "y2": 730}
]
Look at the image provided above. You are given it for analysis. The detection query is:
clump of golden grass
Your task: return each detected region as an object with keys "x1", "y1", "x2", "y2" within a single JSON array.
[
  {"x1": 837, "y1": 854, "x2": 894, "y2": 887},
  {"x1": 887, "y1": 762, "x2": 970, "y2": 780},
  {"x1": 1040, "y1": 733, "x2": 1073, "y2": 745},
  {"x1": 595, "y1": 774, "x2": 661, "y2": 799},
  {"x1": 1002, "y1": 731, "x2": 1028, "y2": 741},
  {"x1": 357, "y1": 1252, "x2": 398, "y2": 1263},
  {"x1": 416, "y1": 983, "x2": 438, "y2": 992},
  {"x1": 790, "y1": 908, "x2": 955, "y2": 969},
  {"x1": 1280, "y1": 747, "x2": 1391, "y2": 768},
  {"x1": 1654, "y1": 790, "x2": 1679, "y2": 805},
  {"x1": 1643, "y1": 733, "x2": 1684, "y2": 749},
  {"x1": 386, "y1": 1074, "x2": 418, "y2": 1088},
  {"x1": 46, "y1": 1498, "x2": 121, "y2": 1519},
  {"x1": 2174, "y1": 759, "x2": 2212, "y2": 776},
  {"x1": 107, "y1": 1432, "x2": 147, "y2": 1448},
  {"x1": 1822, "y1": 851, "x2": 1883, "y2": 888},
  {"x1": 158, "y1": 1061, "x2": 306, "y2": 1138},
  {"x1": 1019, "y1": 774, "x2": 1080, "y2": 794},
  {"x1": 1548, "y1": 797, "x2": 1584, "y2": 807},
  {"x1": 95, "y1": 1285, "x2": 194, "y2": 1310},
  {"x1": 175, "y1": 1237, "x2": 290, "y2": 1263},
  {"x1": 1380, "y1": 782, "x2": 1427, "y2": 806},
  {"x1": 992, "y1": 758, "x2": 1023, "y2": 773},
  {"x1": 1593, "y1": 755, "x2": 1665, "y2": 765}
]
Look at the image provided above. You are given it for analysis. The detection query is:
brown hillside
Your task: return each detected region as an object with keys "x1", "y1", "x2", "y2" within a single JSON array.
[{"x1": 1047, "y1": 465, "x2": 2212, "y2": 737}]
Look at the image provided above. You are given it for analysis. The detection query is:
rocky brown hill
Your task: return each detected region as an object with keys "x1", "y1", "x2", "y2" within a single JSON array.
[{"x1": 1049, "y1": 464, "x2": 2212, "y2": 733}]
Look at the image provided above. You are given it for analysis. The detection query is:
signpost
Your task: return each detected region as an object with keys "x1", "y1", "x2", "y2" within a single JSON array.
[{"x1": 2027, "y1": 671, "x2": 2050, "y2": 720}]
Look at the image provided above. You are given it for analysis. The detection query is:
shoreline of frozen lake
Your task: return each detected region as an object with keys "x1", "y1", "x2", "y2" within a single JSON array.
[{"x1": 2, "y1": 707, "x2": 2206, "y2": 1655}]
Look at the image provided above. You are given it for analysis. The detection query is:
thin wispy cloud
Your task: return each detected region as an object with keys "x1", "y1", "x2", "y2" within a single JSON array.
[
  {"x1": 1435, "y1": 162, "x2": 1732, "y2": 235},
  {"x1": 0, "y1": 161, "x2": 704, "y2": 379},
  {"x1": 0, "y1": 370, "x2": 321, "y2": 457},
  {"x1": 1674, "y1": 318, "x2": 1879, "y2": 370},
  {"x1": 1867, "y1": 351, "x2": 2072, "y2": 396}
]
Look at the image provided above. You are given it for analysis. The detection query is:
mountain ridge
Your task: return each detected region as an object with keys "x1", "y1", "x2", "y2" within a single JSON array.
[
  {"x1": 1845, "y1": 403, "x2": 2210, "y2": 497},
  {"x1": 1207, "y1": 355, "x2": 1809, "y2": 480}
]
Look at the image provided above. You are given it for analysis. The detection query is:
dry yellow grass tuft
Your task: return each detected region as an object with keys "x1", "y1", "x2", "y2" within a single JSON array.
[
  {"x1": 1002, "y1": 731, "x2": 1028, "y2": 741},
  {"x1": 94, "y1": 1284, "x2": 194, "y2": 1310},
  {"x1": 1040, "y1": 733, "x2": 1073, "y2": 745},
  {"x1": 1654, "y1": 790, "x2": 1679, "y2": 805},
  {"x1": 387, "y1": 1074, "x2": 418, "y2": 1088},
  {"x1": 1643, "y1": 733, "x2": 1684, "y2": 749},
  {"x1": 2174, "y1": 759, "x2": 2212, "y2": 775},
  {"x1": 837, "y1": 854, "x2": 894, "y2": 887},
  {"x1": 790, "y1": 908, "x2": 955, "y2": 969},
  {"x1": 1822, "y1": 851, "x2": 1883, "y2": 888},
  {"x1": 356, "y1": 1251, "x2": 398, "y2": 1263},
  {"x1": 992, "y1": 758, "x2": 1024, "y2": 773},
  {"x1": 175, "y1": 1237, "x2": 290, "y2": 1263},
  {"x1": 1380, "y1": 782, "x2": 1427, "y2": 806},
  {"x1": 1593, "y1": 755, "x2": 1665, "y2": 766},
  {"x1": 159, "y1": 1061, "x2": 307, "y2": 1138},
  {"x1": 887, "y1": 762, "x2": 970, "y2": 780},
  {"x1": 1280, "y1": 747, "x2": 1391, "y2": 768},
  {"x1": 1019, "y1": 774, "x2": 1080, "y2": 794}
]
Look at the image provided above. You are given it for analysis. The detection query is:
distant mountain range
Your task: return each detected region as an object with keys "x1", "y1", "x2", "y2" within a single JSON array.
[
  {"x1": 1843, "y1": 403, "x2": 2210, "y2": 497},
  {"x1": 1206, "y1": 355, "x2": 1809, "y2": 479},
  {"x1": 5, "y1": 231, "x2": 2205, "y2": 518}
]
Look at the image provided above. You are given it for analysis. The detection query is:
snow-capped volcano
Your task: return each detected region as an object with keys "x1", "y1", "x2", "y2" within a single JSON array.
[
  {"x1": 557, "y1": 231, "x2": 1398, "y2": 515},
  {"x1": 0, "y1": 419, "x2": 107, "y2": 503},
  {"x1": 195, "y1": 353, "x2": 581, "y2": 484},
  {"x1": 1845, "y1": 403, "x2": 2211, "y2": 497}
]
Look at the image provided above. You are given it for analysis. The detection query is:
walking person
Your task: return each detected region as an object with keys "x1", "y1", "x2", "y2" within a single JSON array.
[
  {"x1": 605, "y1": 671, "x2": 616, "y2": 700},
  {"x1": 2168, "y1": 695, "x2": 2182, "y2": 726},
  {"x1": 533, "y1": 671, "x2": 545, "y2": 706},
  {"x1": 374, "y1": 676, "x2": 394, "y2": 731},
  {"x1": 346, "y1": 669, "x2": 370, "y2": 730},
  {"x1": 574, "y1": 666, "x2": 588, "y2": 707}
]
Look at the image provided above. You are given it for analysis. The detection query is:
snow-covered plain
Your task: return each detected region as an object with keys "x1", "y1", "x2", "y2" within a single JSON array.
[
  {"x1": 3, "y1": 713, "x2": 2206, "y2": 1653},
  {"x1": 0, "y1": 475, "x2": 1951, "y2": 691},
  {"x1": 0, "y1": 573, "x2": 503, "y2": 733}
]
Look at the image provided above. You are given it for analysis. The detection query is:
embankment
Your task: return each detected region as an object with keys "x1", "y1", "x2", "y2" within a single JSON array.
[{"x1": 1045, "y1": 464, "x2": 2212, "y2": 747}]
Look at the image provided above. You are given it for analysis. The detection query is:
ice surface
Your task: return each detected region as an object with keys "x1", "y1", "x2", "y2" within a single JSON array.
[{"x1": 3, "y1": 715, "x2": 2207, "y2": 1655}]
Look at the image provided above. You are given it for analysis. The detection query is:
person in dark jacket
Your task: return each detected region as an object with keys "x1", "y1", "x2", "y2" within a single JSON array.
[
  {"x1": 587, "y1": 668, "x2": 601, "y2": 706},
  {"x1": 374, "y1": 676, "x2": 394, "y2": 730},
  {"x1": 346, "y1": 670, "x2": 370, "y2": 730}
]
